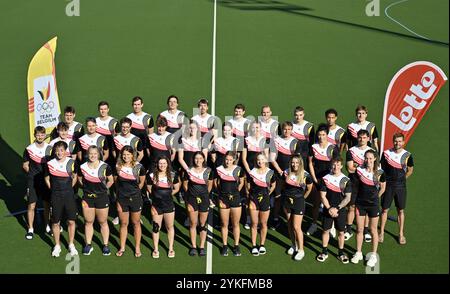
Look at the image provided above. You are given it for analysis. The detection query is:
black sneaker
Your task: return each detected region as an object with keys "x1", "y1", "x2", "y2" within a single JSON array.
[
  {"x1": 198, "y1": 248, "x2": 206, "y2": 257},
  {"x1": 189, "y1": 248, "x2": 198, "y2": 256},
  {"x1": 25, "y1": 231, "x2": 34, "y2": 240},
  {"x1": 102, "y1": 245, "x2": 111, "y2": 256},
  {"x1": 221, "y1": 245, "x2": 228, "y2": 257},
  {"x1": 232, "y1": 245, "x2": 241, "y2": 257},
  {"x1": 83, "y1": 244, "x2": 93, "y2": 255},
  {"x1": 270, "y1": 219, "x2": 280, "y2": 230}
]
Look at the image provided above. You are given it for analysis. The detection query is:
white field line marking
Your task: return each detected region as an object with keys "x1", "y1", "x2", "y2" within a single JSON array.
[
  {"x1": 384, "y1": 0, "x2": 430, "y2": 40},
  {"x1": 206, "y1": 0, "x2": 217, "y2": 275}
]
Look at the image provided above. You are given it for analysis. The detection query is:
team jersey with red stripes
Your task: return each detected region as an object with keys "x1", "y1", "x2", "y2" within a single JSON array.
[
  {"x1": 282, "y1": 170, "x2": 313, "y2": 196},
  {"x1": 127, "y1": 112, "x2": 154, "y2": 148},
  {"x1": 23, "y1": 142, "x2": 52, "y2": 177},
  {"x1": 228, "y1": 117, "x2": 251, "y2": 138},
  {"x1": 272, "y1": 136, "x2": 300, "y2": 171},
  {"x1": 184, "y1": 167, "x2": 213, "y2": 197},
  {"x1": 148, "y1": 171, "x2": 179, "y2": 200},
  {"x1": 79, "y1": 161, "x2": 112, "y2": 195},
  {"x1": 259, "y1": 118, "x2": 279, "y2": 140},
  {"x1": 215, "y1": 165, "x2": 243, "y2": 196},
  {"x1": 179, "y1": 137, "x2": 207, "y2": 167},
  {"x1": 309, "y1": 142, "x2": 339, "y2": 179},
  {"x1": 113, "y1": 134, "x2": 143, "y2": 153},
  {"x1": 96, "y1": 116, "x2": 118, "y2": 136},
  {"x1": 116, "y1": 164, "x2": 145, "y2": 197},
  {"x1": 346, "y1": 145, "x2": 374, "y2": 184},
  {"x1": 346, "y1": 121, "x2": 378, "y2": 148},
  {"x1": 213, "y1": 136, "x2": 241, "y2": 167},
  {"x1": 244, "y1": 136, "x2": 268, "y2": 170},
  {"x1": 49, "y1": 137, "x2": 77, "y2": 157},
  {"x1": 319, "y1": 173, "x2": 351, "y2": 207},
  {"x1": 77, "y1": 133, "x2": 107, "y2": 162},
  {"x1": 355, "y1": 166, "x2": 385, "y2": 206},
  {"x1": 327, "y1": 125, "x2": 346, "y2": 148},
  {"x1": 381, "y1": 149, "x2": 414, "y2": 184},
  {"x1": 159, "y1": 110, "x2": 185, "y2": 134},
  {"x1": 192, "y1": 114, "x2": 216, "y2": 136},
  {"x1": 292, "y1": 120, "x2": 315, "y2": 159},
  {"x1": 148, "y1": 132, "x2": 173, "y2": 163},
  {"x1": 45, "y1": 157, "x2": 76, "y2": 192},
  {"x1": 248, "y1": 168, "x2": 275, "y2": 195}
]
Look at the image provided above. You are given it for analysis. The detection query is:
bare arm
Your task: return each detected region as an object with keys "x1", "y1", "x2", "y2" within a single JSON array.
[
  {"x1": 406, "y1": 166, "x2": 414, "y2": 179},
  {"x1": 207, "y1": 180, "x2": 213, "y2": 193},
  {"x1": 308, "y1": 156, "x2": 317, "y2": 183},
  {"x1": 378, "y1": 182, "x2": 386, "y2": 197},
  {"x1": 105, "y1": 175, "x2": 114, "y2": 189},
  {"x1": 136, "y1": 150, "x2": 144, "y2": 163},
  {"x1": 241, "y1": 148, "x2": 251, "y2": 174},
  {"x1": 304, "y1": 183, "x2": 313, "y2": 199},
  {"x1": 45, "y1": 176, "x2": 51, "y2": 189},
  {"x1": 23, "y1": 162, "x2": 30, "y2": 173},
  {"x1": 178, "y1": 149, "x2": 189, "y2": 171},
  {"x1": 270, "y1": 152, "x2": 283, "y2": 174},
  {"x1": 138, "y1": 175, "x2": 146, "y2": 190},
  {"x1": 182, "y1": 179, "x2": 188, "y2": 192}
]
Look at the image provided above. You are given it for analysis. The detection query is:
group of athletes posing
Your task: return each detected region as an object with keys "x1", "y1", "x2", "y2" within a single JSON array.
[{"x1": 23, "y1": 95, "x2": 414, "y2": 267}]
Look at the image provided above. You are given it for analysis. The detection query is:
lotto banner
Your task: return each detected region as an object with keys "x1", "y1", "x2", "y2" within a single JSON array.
[
  {"x1": 27, "y1": 37, "x2": 61, "y2": 143},
  {"x1": 381, "y1": 61, "x2": 447, "y2": 151}
]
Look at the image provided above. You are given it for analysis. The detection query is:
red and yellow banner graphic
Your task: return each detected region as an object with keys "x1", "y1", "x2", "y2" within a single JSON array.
[{"x1": 27, "y1": 37, "x2": 61, "y2": 143}]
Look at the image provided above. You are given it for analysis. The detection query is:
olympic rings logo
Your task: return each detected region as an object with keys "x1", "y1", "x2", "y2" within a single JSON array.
[{"x1": 37, "y1": 101, "x2": 55, "y2": 113}]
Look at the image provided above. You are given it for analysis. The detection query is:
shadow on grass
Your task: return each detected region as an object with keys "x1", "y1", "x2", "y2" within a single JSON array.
[{"x1": 212, "y1": 0, "x2": 449, "y2": 46}]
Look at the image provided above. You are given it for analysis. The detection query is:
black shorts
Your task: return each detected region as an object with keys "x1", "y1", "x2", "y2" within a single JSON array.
[
  {"x1": 323, "y1": 208, "x2": 347, "y2": 231},
  {"x1": 381, "y1": 184, "x2": 407, "y2": 210},
  {"x1": 51, "y1": 192, "x2": 78, "y2": 223},
  {"x1": 118, "y1": 195, "x2": 143, "y2": 213},
  {"x1": 283, "y1": 194, "x2": 305, "y2": 215},
  {"x1": 152, "y1": 197, "x2": 175, "y2": 215},
  {"x1": 82, "y1": 192, "x2": 110, "y2": 209},
  {"x1": 355, "y1": 204, "x2": 379, "y2": 218},
  {"x1": 248, "y1": 193, "x2": 270, "y2": 212},
  {"x1": 219, "y1": 193, "x2": 241, "y2": 209},
  {"x1": 26, "y1": 177, "x2": 50, "y2": 204},
  {"x1": 186, "y1": 193, "x2": 210, "y2": 213}
]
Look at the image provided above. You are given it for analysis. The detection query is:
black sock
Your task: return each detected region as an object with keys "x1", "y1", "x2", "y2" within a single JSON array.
[
  {"x1": 346, "y1": 224, "x2": 353, "y2": 233},
  {"x1": 364, "y1": 227, "x2": 369, "y2": 234},
  {"x1": 338, "y1": 249, "x2": 345, "y2": 256},
  {"x1": 322, "y1": 247, "x2": 328, "y2": 254}
]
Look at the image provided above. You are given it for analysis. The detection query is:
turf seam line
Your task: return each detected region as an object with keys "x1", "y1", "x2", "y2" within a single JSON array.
[
  {"x1": 206, "y1": 0, "x2": 217, "y2": 275},
  {"x1": 384, "y1": 0, "x2": 430, "y2": 41}
]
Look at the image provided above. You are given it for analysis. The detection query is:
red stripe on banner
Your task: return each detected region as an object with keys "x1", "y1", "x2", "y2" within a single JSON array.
[{"x1": 381, "y1": 62, "x2": 448, "y2": 151}]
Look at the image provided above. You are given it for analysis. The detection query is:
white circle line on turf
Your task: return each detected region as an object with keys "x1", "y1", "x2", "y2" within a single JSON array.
[
  {"x1": 384, "y1": 0, "x2": 430, "y2": 40},
  {"x1": 206, "y1": 0, "x2": 217, "y2": 275}
]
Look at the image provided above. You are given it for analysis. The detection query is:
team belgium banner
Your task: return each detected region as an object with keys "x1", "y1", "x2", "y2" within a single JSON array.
[
  {"x1": 27, "y1": 37, "x2": 61, "y2": 143},
  {"x1": 381, "y1": 61, "x2": 447, "y2": 151}
]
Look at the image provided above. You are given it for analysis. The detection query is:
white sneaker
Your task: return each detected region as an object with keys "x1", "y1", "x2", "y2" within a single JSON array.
[
  {"x1": 306, "y1": 223, "x2": 318, "y2": 236},
  {"x1": 364, "y1": 233, "x2": 372, "y2": 243},
  {"x1": 330, "y1": 226, "x2": 336, "y2": 238},
  {"x1": 244, "y1": 223, "x2": 250, "y2": 230},
  {"x1": 344, "y1": 231, "x2": 353, "y2": 241},
  {"x1": 294, "y1": 250, "x2": 305, "y2": 261},
  {"x1": 366, "y1": 252, "x2": 378, "y2": 267},
  {"x1": 112, "y1": 217, "x2": 119, "y2": 225},
  {"x1": 209, "y1": 199, "x2": 215, "y2": 208},
  {"x1": 60, "y1": 226, "x2": 63, "y2": 233},
  {"x1": 351, "y1": 251, "x2": 363, "y2": 264},
  {"x1": 287, "y1": 246, "x2": 296, "y2": 256},
  {"x1": 46, "y1": 224, "x2": 51, "y2": 234},
  {"x1": 259, "y1": 246, "x2": 267, "y2": 255},
  {"x1": 68, "y1": 244, "x2": 78, "y2": 256},
  {"x1": 52, "y1": 245, "x2": 62, "y2": 257},
  {"x1": 251, "y1": 247, "x2": 259, "y2": 256}
]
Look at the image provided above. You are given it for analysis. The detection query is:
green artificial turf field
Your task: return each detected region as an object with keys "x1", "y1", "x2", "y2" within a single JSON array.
[{"x1": 0, "y1": 0, "x2": 448, "y2": 274}]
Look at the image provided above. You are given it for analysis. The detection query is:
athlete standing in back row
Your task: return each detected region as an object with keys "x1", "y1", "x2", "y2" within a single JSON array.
[{"x1": 346, "y1": 105, "x2": 379, "y2": 152}]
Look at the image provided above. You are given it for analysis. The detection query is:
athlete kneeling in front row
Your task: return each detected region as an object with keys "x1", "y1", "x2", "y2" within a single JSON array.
[
  {"x1": 78, "y1": 146, "x2": 114, "y2": 256},
  {"x1": 283, "y1": 156, "x2": 313, "y2": 261},
  {"x1": 215, "y1": 151, "x2": 245, "y2": 257},
  {"x1": 44, "y1": 141, "x2": 79, "y2": 257},
  {"x1": 317, "y1": 157, "x2": 352, "y2": 264},
  {"x1": 247, "y1": 153, "x2": 276, "y2": 256}
]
